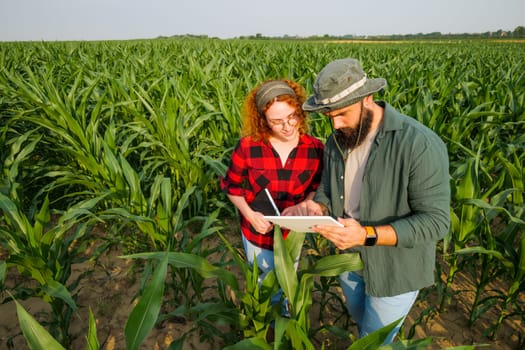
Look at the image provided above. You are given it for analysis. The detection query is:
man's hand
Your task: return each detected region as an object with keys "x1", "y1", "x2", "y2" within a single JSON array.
[
  {"x1": 312, "y1": 217, "x2": 366, "y2": 250},
  {"x1": 281, "y1": 199, "x2": 324, "y2": 216}
]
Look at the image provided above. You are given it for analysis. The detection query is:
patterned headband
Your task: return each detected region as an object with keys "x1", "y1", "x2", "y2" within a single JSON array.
[{"x1": 255, "y1": 81, "x2": 296, "y2": 113}]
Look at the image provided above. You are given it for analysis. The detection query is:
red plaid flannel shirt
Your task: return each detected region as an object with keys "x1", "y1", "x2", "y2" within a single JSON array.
[{"x1": 220, "y1": 134, "x2": 324, "y2": 250}]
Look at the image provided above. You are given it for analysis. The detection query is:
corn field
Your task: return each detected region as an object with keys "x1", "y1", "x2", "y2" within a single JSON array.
[{"x1": 0, "y1": 38, "x2": 524, "y2": 349}]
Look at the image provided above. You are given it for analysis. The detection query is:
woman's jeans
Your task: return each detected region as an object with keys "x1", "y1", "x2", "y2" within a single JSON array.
[
  {"x1": 339, "y1": 271, "x2": 418, "y2": 344},
  {"x1": 242, "y1": 235, "x2": 298, "y2": 316}
]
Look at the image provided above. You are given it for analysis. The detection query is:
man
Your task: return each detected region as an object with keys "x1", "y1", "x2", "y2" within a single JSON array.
[{"x1": 298, "y1": 58, "x2": 450, "y2": 343}]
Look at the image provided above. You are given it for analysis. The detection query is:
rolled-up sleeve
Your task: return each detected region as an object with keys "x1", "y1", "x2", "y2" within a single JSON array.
[{"x1": 220, "y1": 141, "x2": 247, "y2": 197}]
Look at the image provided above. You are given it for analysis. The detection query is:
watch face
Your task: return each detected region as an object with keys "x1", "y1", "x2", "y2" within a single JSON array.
[
  {"x1": 364, "y1": 226, "x2": 377, "y2": 246},
  {"x1": 365, "y1": 235, "x2": 377, "y2": 246}
]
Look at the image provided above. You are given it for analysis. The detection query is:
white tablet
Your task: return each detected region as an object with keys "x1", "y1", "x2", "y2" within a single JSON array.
[{"x1": 264, "y1": 216, "x2": 343, "y2": 233}]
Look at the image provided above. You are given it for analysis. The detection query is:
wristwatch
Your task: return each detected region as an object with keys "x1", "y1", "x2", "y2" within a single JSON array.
[{"x1": 364, "y1": 226, "x2": 378, "y2": 246}]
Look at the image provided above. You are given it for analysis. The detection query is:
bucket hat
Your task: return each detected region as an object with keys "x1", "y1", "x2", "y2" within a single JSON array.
[{"x1": 303, "y1": 58, "x2": 387, "y2": 113}]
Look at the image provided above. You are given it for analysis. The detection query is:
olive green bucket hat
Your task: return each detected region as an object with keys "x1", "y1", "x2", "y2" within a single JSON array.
[{"x1": 303, "y1": 58, "x2": 387, "y2": 113}]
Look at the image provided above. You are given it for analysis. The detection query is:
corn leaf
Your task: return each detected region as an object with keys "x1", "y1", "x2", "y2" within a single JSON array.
[
  {"x1": 86, "y1": 308, "x2": 100, "y2": 350},
  {"x1": 273, "y1": 225, "x2": 298, "y2": 308},
  {"x1": 125, "y1": 253, "x2": 168, "y2": 350},
  {"x1": 15, "y1": 299, "x2": 66, "y2": 350},
  {"x1": 121, "y1": 251, "x2": 239, "y2": 291}
]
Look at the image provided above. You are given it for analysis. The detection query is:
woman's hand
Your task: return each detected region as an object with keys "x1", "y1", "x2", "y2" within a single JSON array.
[
  {"x1": 247, "y1": 211, "x2": 274, "y2": 234},
  {"x1": 226, "y1": 194, "x2": 274, "y2": 234},
  {"x1": 281, "y1": 199, "x2": 324, "y2": 216}
]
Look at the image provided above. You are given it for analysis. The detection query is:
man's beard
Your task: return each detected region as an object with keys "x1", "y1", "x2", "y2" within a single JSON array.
[{"x1": 334, "y1": 105, "x2": 373, "y2": 150}]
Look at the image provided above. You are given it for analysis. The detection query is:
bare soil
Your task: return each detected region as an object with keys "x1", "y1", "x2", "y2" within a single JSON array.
[{"x1": 1, "y1": 229, "x2": 523, "y2": 350}]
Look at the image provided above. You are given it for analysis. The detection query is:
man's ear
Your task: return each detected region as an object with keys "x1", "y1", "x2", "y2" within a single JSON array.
[{"x1": 363, "y1": 95, "x2": 373, "y2": 107}]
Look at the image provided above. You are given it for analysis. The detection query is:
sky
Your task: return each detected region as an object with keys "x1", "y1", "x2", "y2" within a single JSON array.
[{"x1": 1, "y1": 0, "x2": 523, "y2": 42}]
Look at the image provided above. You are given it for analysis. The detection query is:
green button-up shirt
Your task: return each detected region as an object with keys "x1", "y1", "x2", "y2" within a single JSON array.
[{"x1": 314, "y1": 102, "x2": 450, "y2": 297}]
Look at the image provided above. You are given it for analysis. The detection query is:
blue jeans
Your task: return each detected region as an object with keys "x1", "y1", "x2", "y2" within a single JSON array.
[
  {"x1": 339, "y1": 271, "x2": 418, "y2": 344},
  {"x1": 242, "y1": 235, "x2": 298, "y2": 315}
]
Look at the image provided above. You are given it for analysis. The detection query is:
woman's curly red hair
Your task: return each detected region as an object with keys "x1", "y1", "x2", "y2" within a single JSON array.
[{"x1": 241, "y1": 79, "x2": 309, "y2": 140}]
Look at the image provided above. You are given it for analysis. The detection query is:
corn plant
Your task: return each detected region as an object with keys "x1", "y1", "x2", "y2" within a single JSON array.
[
  {"x1": 99, "y1": 173, "x2": 229, "y2": 317},
  {"x1": 223, "y1": 227, "x2": 439, "y2": 350},
  {"x1": 1, "y1": 38, "x2": 524, "y2": 348},
  {"x1": 0, "y1": 188, "x2": 105, "y2": 347},
  {"x1": 274, "y1": 228, "x2": 363, "y2": 349},
  {"x1": 0, "y1": 130, "x2": 104, "y2": 347},
  {"x1": 114, "y1": 220, "x2": 364, "y2": 349},
  {"x1": 303, "y1": 231, "x2": 353, "y2": 332},
  {"x1": 11, "y1": 295, "x2": 99, "y2": 350},
  {"x1": 454, "y1": 193, "x2": 525, "y2": 338},
  {"x1": 14, "y1": 296, "x2": 67, "y2": 350},
  {"x1": 120, "y1": 245, "x2": 238, "y2": 349},
  {"x1": 443, "y1": 152, "x2": 498, "y2": 308}
]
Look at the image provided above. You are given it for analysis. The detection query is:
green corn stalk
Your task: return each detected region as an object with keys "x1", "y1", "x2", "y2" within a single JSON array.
[
  {"x1": 444, "y1": 157, "x2": 483, "y2": 310},
  {"x1": 454, "y1": 198, "x2": 525, "y2": 337},
  {"x1": 0, "y1": 133, "x2": 104, "y2": 346},
  {"x1": 119, "y1": 222, "x2": 363, "y2": 349},
  {"x1": 302, "y1": 232, "x2": 350, "y2": 330},
  {"x1": 86, "y1": 307, "x2": 100, "y2": 350},
  {"x1": 101, "y1": 177, "x2": 220, "y2": 306},
  {"x1": 121, "y1": 248, "x2": 239, "y2": 348},
  {"x1": 1, "y1": 39, "x2": 524, "y2": 348},
  {"x1": 272, "y1": 226, "x2": 363, "y2": 349},
  {"x1": 497, "y1": 153, "x2": 524, "y2": 206},
  {"x1": 124, "y1": 253, "x2": 168, "y2": 350},
  {"x1": 0, "y1": 190, "x2": 106, "y2": 347}
]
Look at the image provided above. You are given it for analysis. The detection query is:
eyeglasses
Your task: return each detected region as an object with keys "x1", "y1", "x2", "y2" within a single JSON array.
[{"x1": 267, "y1": 112, "x2": 299, "y2": 128}]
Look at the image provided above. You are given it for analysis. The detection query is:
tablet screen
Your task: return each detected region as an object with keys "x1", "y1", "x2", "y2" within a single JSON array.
[{"x1": 264, "y1": 216, "x2": 343, "y2": 233}]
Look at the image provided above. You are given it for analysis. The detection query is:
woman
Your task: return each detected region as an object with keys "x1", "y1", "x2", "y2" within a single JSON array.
[{"x1": 220, "y1": 79, "x2": 324, "y2": 305}]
